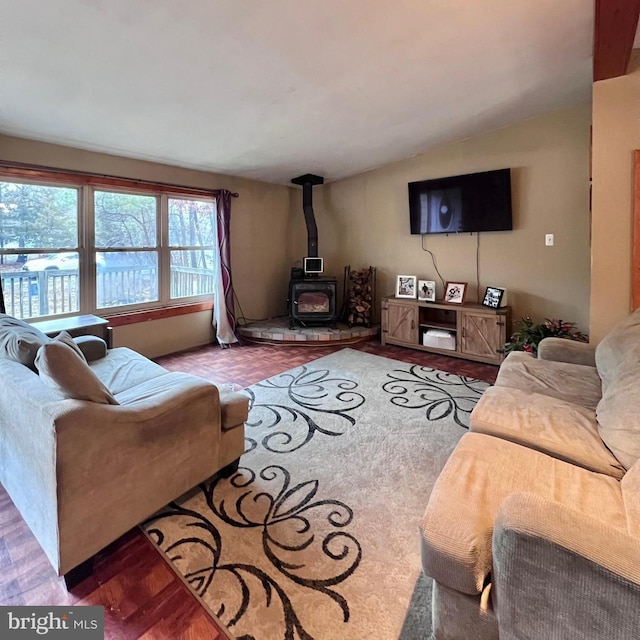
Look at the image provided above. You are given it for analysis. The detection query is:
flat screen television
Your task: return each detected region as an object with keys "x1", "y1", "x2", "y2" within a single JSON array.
[{"x1": 408, "y1": 168, "x2": 512, "y2": 234}]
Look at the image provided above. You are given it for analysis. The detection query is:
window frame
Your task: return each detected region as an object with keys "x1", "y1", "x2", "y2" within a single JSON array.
[
  {"x1": 0, "y1": 166, "x2": 218, "y2": 322},
  {"x1": 165, "y1": 192, "x2": 218, "y2": 304},
  {"x1": 92, "y1": 186, "x2": 162, "y2": 313}
]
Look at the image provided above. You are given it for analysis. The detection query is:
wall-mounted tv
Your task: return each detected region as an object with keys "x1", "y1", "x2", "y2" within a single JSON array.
[{"x1": 408, "y1": 168, "x2": 513, "y2": 235}]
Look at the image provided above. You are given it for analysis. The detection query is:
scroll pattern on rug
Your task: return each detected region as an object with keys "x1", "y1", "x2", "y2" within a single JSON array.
[
  {"x1": 244, "y1": 365, "x2": 365, "y2": 454},
  {"x1": 143, "y1": 351, "x2": 488, "y2": 639},
  {"x1": 145, "y1": 365, "x2": 365, "y2": 639},
  {"x1": 382, "y1": 365, "x2": 487, "y2": 428},
  {"x1": 146, "y1": 465, "x2": 361, "y2": 640}
]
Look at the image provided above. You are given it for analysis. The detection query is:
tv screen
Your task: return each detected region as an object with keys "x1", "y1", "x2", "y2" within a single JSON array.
[{"x1": 408, "y1": 168, "x2": 512, "y2": 234}]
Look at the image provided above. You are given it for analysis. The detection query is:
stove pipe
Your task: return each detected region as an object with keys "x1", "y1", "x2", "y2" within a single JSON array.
[{"x1": 291, "y1": 173, "x2": 324, "y2": 258}]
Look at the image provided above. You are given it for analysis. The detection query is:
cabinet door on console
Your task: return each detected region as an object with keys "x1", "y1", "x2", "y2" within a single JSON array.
[
  {"x1": 384, "y1": 300, "x2": 419, "y2": 345},
  {"x1": 460, "y1": 310, "x2": 505, "y2": 363}
]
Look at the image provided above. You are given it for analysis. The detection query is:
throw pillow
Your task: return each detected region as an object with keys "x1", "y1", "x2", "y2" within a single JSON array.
[
  {"x1": 54, "y1": 330, "x2": 87, "y2": 361},
  {"x1": 35, "y1": 335, "x2": 119, "y2": 405},
  {"x1": 0, "y1": 314, "x2": 50, "y2": 370}
]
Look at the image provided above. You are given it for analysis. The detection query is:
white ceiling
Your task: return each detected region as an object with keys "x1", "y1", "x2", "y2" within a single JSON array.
[{"x1": 1, "y1": 0, "x2": 594, "y2": 185}]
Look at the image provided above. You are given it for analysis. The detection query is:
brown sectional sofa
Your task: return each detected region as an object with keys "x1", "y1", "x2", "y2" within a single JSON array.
[
  {"x1": 0, "y1": 314, "x2": 249, "y2": 581},
  {"x1": 420, "y1": 309, "x2": 640, "y2": 640}
]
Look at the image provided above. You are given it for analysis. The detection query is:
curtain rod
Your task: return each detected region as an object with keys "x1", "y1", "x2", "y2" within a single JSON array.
[{"x1": 0, "y1": 160, "x2": 239, "y2": 197}]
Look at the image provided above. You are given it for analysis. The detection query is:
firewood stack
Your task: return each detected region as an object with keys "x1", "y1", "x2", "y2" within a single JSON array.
[{"x1": 343, "y1": 266, "x2": 376, "y2": 327}]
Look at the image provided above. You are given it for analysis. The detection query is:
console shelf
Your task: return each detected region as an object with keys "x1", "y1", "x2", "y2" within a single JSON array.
[
  {"x1": 381, "y1": 296, "x2": 511, "y2": 365},
  {"x1": 420, "y1": 320, "x2": 456, "y2": 331}
]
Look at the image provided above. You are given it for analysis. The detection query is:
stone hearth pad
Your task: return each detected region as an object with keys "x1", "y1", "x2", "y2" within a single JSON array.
[{"x1": 237, "y1": 318, "x2": 379, "y2": 344}]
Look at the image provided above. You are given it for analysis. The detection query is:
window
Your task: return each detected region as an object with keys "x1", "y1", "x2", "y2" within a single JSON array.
[
  {"x1": 0, "y1": 172, "x2": 217, "y2": 320},
  {"x1": 94, "y1": 190, "x2": 159, "y2": 310},
  {"x1": 0, "y1": 180, "x2": 80, "y2": 318},
  {"x1": 168, "y1": 197, "x2": 216, "y2": 300}
]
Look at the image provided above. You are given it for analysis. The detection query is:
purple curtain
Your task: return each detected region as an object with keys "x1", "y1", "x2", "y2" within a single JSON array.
[{"x1": 212, "y1": 189, "x2": 239, "y2": 346}]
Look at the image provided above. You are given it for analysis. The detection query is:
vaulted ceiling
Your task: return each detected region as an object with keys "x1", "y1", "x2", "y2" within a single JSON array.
[{"x1": 0, "y1": 1, "x2": 633, "y2": 185}]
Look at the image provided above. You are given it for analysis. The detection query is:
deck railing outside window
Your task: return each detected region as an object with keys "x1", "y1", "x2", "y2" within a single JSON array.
[
  {"x1": 1, "y1": 266, "x2": 214, "y2": 320},
  {"x1": 0, "y1": 175, "x2": 218, "y2": 320}
]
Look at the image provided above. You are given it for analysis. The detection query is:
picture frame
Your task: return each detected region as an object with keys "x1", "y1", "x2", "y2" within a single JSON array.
[
  {"x1": 482, "y1": 286, "x2": 505, "y2": 309},
  {"x1": 443, "y1": 281, "x2": 467, "y2": 304},
  {"x1": 418, "y1": 279, "x2": 436, "y2": 302},
  {"x1": 396, "y1": 275, "x2": 417, "y2": 298}
]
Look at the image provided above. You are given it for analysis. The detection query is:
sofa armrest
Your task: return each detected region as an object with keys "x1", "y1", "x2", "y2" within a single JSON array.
[
  {"x1": 492, "y1": 492, "x2": 640, "y2": 640},
  {"x1": 0, "y1": 359, "x2": 63, "y2": 571},
  {"x1": 72, "y1": 335, "x2": 107, "y2": 361},
  {"x1": 537, "y1": 337, "x2": 596, "y2": 367},
  {"x1": 50, "y1": 373, "x2": 223, "y2": 574}
]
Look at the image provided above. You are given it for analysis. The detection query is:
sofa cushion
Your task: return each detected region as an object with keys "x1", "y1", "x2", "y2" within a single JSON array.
[
  {"x1": 419, "y1": 433, "x2": 626, "y2": 596},
  {"x1": 471, "y1": 386, "x2": 625, "y2": 478},
  {"x1": 89, "y1": 347, "x2": 168, "y2": 395},
  {"x1": 35, "y1": 334, "x2": 119, "y2": 405},
  {"x1": 597, "y1": 370, "x2": 640, "y2": 471},
  {"x1": 595, "y1": 308, "x2": 640, "y2": 394},
  {"x1": 0, "y1": 314, "x2": 50, "y2": 370},
  {"x1": 494, "y1": 351, "x2": 602, "y2": 410},
  {"x1": 113, "y1": 370, "x2": 215, "y2": 406}
]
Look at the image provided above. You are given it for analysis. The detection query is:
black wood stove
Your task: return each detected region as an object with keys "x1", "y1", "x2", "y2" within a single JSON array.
[{"x1": 288, "y1": 174, "x2": 337, "y2": 329}]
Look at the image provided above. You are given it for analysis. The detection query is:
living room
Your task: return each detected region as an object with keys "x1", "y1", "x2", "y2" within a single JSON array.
[
  {"x1": 1, "y1": 1, "x2": 639, "y2": 639},
  {"x1": 1, "y1": 79, "x2": 636, "y2": 354}
]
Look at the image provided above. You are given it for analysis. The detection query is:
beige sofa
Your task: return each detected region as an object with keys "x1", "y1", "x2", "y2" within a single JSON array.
[
  {"x1": 0, "y1": 314, "x2": 248, "y2": 583},
  {"x1": 420, "y1": 309, "x2": 640, "y2": 640}
]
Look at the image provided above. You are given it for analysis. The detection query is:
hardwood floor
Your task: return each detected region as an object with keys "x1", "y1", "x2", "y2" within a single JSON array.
[
  {"x1": 156, "y1": 338, "x2": 499, "y2": 389},
  {"x1": 0, "y1": 337, "x2": 498, "y2": 639}
]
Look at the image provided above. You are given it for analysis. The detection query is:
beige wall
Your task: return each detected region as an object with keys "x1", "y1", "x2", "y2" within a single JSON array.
[
  {"x1": 1, "y1": 102, "x2": 595, "y2": 354},
  {"x1": 293, "y1": 105, "x2": 592, "y2": 332},
  {"x1": 590, "y1": 51, "x2": 640, "y2": 342},
  {"x1": 0, "y1": 134, "x2": 292, "y2": 357}
]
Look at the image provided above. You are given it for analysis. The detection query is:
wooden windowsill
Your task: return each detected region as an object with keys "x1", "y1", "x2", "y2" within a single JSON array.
[{"x1": 105, "y1": 301, "x2": 213, "y2": 327}]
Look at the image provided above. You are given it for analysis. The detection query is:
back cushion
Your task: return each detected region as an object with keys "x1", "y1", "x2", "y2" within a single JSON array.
[
  {"x1": 597, "y1": 370, "x2": 640, "y2": 471},
  {"x1": 0, "y1": 314, "x2": 50, "y2": 370},
  {"x1": 595, "y1": 308, "x2": 640, "y2": 393}
]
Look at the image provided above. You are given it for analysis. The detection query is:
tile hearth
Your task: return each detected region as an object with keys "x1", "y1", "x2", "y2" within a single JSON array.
[{"x1": 237, "y1": 318, "x2": 379, "y2": 344}]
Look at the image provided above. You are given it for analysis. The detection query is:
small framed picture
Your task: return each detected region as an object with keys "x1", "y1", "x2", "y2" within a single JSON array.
[
  {"x1": 482, "y1": 286, "x2": 505, "y2": 309},
  {"x1": 444, "y1": 281, "x2": 467, "y2": 304},
  {"x1": 396, "y1": 275, "x2": 417, "y2": 298},
  {"x1": 418, "y1": 280, "x2": 436, "y2": 302}
]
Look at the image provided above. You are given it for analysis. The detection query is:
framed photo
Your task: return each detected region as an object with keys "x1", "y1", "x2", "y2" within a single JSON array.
[
  {"x1": 444, "y1": 281, "x2": 467, "y2": 304},
  {"x1": 396, "y1": 275, "x2": 417, "y2": 298},
  {"x1": 482, "y1": 286, "x2": 505, "y2": 309},
  {"x1": 418, "y1": 280, "x2": 436, "y2": 302}
]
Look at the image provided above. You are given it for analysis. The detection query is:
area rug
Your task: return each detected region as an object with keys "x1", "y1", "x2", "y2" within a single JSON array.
[{"x1": 143, "y1": 348, "x2": 489, "y2": 640}]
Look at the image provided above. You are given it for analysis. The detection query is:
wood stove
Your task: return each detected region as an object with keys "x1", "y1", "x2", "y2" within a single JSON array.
[
  {"x1": 288, "y1": 174, "x2": 338, "y2": 329},
  {"x1": 288, "y1": 275, "x2": 337, "y2": 328}
]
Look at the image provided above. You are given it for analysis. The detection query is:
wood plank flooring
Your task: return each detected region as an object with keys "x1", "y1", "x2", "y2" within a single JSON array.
[{"x1": 0, "y1": 337, "x2": 498, "y2": 639}]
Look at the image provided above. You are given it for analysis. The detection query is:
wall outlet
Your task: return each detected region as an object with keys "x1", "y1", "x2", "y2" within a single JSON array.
[{"x1": 545, "y1": 233, "x2": 554, "y2": 246}]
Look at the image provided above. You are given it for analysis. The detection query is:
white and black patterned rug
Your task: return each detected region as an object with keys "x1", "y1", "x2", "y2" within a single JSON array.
[{"x1": 143, "y1": 348, "x2": 489, "y2": 640}]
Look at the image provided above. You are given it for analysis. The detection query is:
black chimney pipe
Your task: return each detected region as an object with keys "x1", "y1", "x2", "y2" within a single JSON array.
[{"x1": 291, "y1": 174, "x2": 324, "y2": 258}]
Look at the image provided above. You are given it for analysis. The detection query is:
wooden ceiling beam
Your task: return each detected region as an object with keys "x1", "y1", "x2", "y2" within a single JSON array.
[{"x1": 593, "y1": 0, "x2": 640, "y2": 81}]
